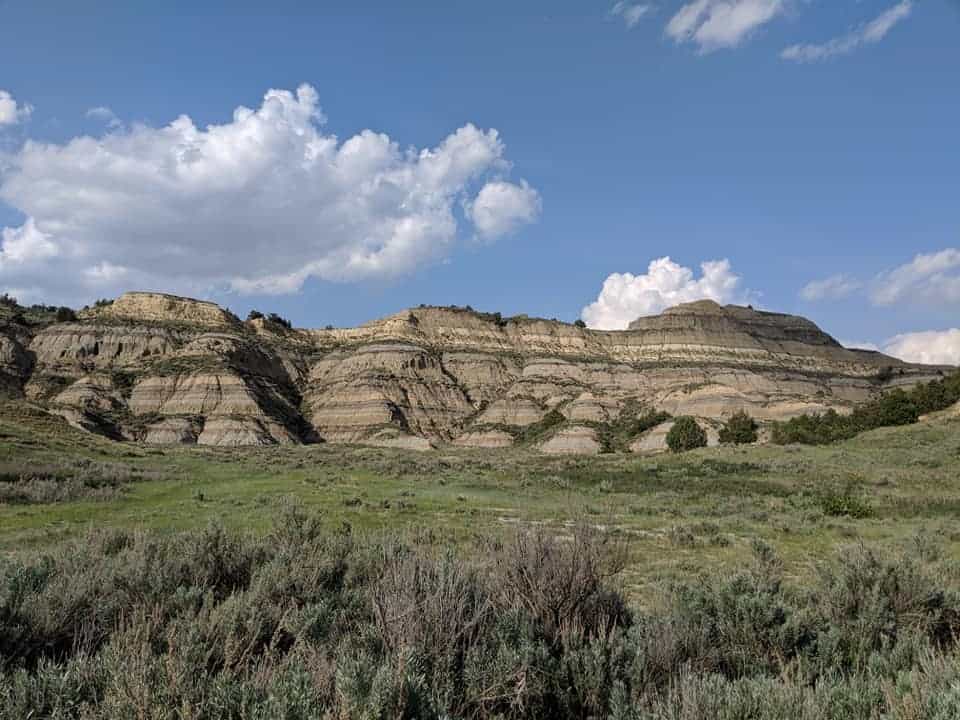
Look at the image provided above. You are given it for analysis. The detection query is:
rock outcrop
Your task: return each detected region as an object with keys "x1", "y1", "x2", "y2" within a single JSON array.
[
  {"x1": 540, "y1": 426, "x2": 602, "y2": 455},
  {"x1": 1, "y1": 291, "x2": 950, "y2": 450},
  {"x1": 94, "y1": 292, "x2": 239, "y2": 327},
  {"x1": 452, "y1": 429, "x2": 515, "y2": 449},
  {"x1": 0, "y1": 327, "x2": 33, "y2": 397},
  {"x1": 142, "y1": 417, "x2": 199, "y2": 445}
]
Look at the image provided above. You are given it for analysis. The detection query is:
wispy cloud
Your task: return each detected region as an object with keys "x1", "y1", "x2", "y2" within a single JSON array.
[
  {"x1": 798, "y1": 248, "x2": 960, "y2": 309},
  {"x1": 666, "y1": 0, "x2": 786, "y2": 53},
  {"x1": 800, "y1": 273, "x2": 862, "y2": 302},
  {"x1": 86, "y1": 106, "x2": 123, "y2": 130},
  {"x1": 844, "y1": 329, "x2": 960, "y2": 366},
  {"x1": 610, "y1": 2, "x2": 653, "y2": 29},
  {"x1": 871, "y1": 248, "x2": 960, "y2": 307},
  {"x1": 782, "y1": 1, "x2": 913, "y2": 62}
]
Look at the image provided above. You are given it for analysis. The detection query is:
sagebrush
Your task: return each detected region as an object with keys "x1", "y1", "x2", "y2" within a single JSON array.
[{"x1": 3, "y1": 510, "x2": 960, "y2": 719}]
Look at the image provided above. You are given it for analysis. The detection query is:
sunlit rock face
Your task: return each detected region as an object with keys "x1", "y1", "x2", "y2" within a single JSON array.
[
  {"x1": 539, "y1": 426, "x2": 602, "y2": 455},
  {"x1": 8, "y1": 291, "x2": 950, "y2": 450},
  {"x1": 96, "y1": 292, "x2": 240, "y2": 328}
]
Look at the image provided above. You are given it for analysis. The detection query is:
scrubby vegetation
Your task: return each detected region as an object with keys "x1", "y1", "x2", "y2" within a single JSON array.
[
  {"x1": 0, "y1": 296, "x2": 79, "y2": 326},
  {"x1": 267, "y1": 313, "x2": 293, "y2": 330},
  {"x1": 0, "y1": 458, "x2": 156, "y2": 505},
  {"x1": 3, "y1": 513, "x2": 960, "y2": 719},
  {"x1": 820, "y1": 486, "x2": 874, "y2": 519},
  {"x1": 62, "y1": 298, "x2": 114, "y2": 315},
  {"x1": 595, "y1": 407, "x2": 671, "y2": 453},
  {"x1": 54, "y1": 306, "x2": 77, "y2": 322},
  {"x1": 773, "y1": 371, "x2": 960, "y2": 445},
  {"x1": 246, "y1": 309, "x2": 293, "y2": 329},
  {"x1": 667, "y1": 416, "x2": 707, "y2": 453},
  {"x1": 1, "y1": 394, "x2": 960, "y2": 717},
  {"x1": 719, "y1": 410, "x2": 758, "y2": 445},
  {"x1": 514, "y1": 408, "x2": 567, "y2": 444}
]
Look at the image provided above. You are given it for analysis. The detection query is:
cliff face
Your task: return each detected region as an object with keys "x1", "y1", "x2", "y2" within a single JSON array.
[
  {"x1": 0, "y1": 292, "x2": 947, "y2": 452},
  {"x1": 94, "y1": 291, "x2": 241, "y2": 327}
]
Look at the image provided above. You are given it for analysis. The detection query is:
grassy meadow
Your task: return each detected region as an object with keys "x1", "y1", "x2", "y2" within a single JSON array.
[
  {"x1": 3, "y1": 400, "x2": 959, "y2": 600},
  {"x1": 4, "y1": 401, "x2": 960, "y2": 718}
]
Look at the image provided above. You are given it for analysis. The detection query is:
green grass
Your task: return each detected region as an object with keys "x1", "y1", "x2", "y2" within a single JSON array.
[{"x1": 1, "y1": 399, "x2": 959, "y2": 600}]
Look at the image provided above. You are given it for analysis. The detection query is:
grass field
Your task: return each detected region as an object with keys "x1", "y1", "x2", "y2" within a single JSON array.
[{"x1": 3, "y1": 400, "x2": 959, "y2": 601}]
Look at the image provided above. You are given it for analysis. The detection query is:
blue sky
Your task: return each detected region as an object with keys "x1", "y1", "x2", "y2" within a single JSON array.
[{"x1": 1, "y1": 0, "x2": 958, "y2": 361}]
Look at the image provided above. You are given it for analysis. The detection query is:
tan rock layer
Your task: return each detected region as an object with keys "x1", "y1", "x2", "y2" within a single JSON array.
[
  {"x1": 98, "y1": 292, "x2": 239, "y2": 327},
  {"x1": 306, "y1": 301, "x2": 922, "y2": 378},
  {"x1": 11, "y1": 292, "x2": 952, "y2": 448},
  {"x1": 540, "y1": 426, "x2": 602, "y2": 455}
]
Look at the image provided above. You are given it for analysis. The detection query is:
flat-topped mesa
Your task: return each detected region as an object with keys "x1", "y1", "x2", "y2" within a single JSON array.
[
  {"x1": 622, "y1": 299, "x2": 869, "y2": 365},
  {"x1": 629, "y1": 300, "x2": 840, "y2": 346},
  {"x1": 97, "y1": 292, "x2": 240, "y2": 327},
  {"x1": 307, "y1": 302, "x2": 897, "y2": 375}
]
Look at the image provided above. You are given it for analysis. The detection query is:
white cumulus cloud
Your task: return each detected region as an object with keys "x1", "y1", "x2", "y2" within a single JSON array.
[
  {"x1": 610, "y1": 2, "x2": 653, "y2": 29},
  {"x1": 467, "y1": 180, "x2": 541, "y2": 240},
  {"x1": 581, "y1": 256, "x2": 748, "y2": 330},
  {"x1": 800, "y1": 273, "x2": 861, "y2": 301},
  {"x1": 0, "y1": 90, "x2": 32, "y2": 125},
  {"x1": 666, "y1": 0, "x2": 785, "y2": 53},
  {"x1": 782, "y1": 1, "x2": 913, "y2": 62},
  {"x1": 871, "y1": 248, "x2": 960, "y2": 307},
  {"x1": 0, "y1": 84, "x2": 540, "y2": 305},
  {"x1": 0, "y1": 218, "x2": 59, "y2": 265},
  {"x1": 883, "y1": 329, "x2": 960, "y2": 366}
]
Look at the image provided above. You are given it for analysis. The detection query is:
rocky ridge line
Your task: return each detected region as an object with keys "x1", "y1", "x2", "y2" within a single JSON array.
[{"x1": 0, "y1": 291, "x2": 949, "y2": 454}]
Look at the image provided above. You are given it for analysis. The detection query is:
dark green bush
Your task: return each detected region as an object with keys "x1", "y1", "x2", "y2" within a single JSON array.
[
  {"x1": 596, "y1": 408, "x2": 671, "y2": 453},
  {"x1": 910, "y1": 373, "x2": 960, "y2": 415},
  {"x1": 719, "y1": 411, "x2": 758, "y2": 445},
  {"x1": 852, "y1": 389, "x2": 919, "y2": 429},
  {"x1": 54, "y1": 306, "x2": 76, "y2": 322},
  {"x1": 266, "y1": 312, "x2": 292, "y2": 329},
  {"x1": 516, "y1": 408, "x2": 566, "y2": 444},
  {"x1": 771, "y1": 409, "x2": 857, "y2": 445},
  {"x1": 773, "y1": 372, "x2": 959, "y2": 446},
  {"x1": 820, "y1": 489, "x2": 873, "y2": 519},
  {"x1": 667, "y1": 416, "x2": 708, "y2": 453}
]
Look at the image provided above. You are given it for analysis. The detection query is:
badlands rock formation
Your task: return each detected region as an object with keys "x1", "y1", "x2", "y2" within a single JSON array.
[
  {"x1": 93, "y1": 291, "x2": 240, "y2": 327},
  {"x1": 0, "y1": 291, "x2": 949, "y2": 452}
]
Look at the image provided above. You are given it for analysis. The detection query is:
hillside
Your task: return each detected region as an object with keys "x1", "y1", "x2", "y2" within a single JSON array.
[{"x1": 0, "y1": 291, "x2": 948, "y2": 452}]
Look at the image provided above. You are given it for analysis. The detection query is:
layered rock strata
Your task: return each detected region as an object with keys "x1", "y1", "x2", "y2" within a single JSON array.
[{"x1": 1, "y1": 291, "x2": 950, "y2": 451}]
